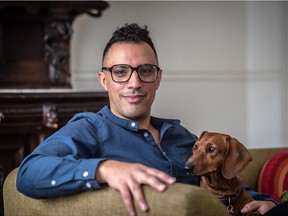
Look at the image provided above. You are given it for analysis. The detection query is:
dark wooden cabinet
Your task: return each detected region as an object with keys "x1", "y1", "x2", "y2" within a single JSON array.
[
  {"x1": 0, "y1": 1, "x2": 109, "y2": 89},
  {"x1": 0, "y1": 1, "x2": 110, "y2": 214},
  {"x1": 0, "y1": 91, "x2": 109, "y2": 214}
]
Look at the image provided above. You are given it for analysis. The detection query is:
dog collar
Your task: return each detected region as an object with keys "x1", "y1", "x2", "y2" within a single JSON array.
[
  {"x1": 218, "y1": 191, "x2": 241, "y2": 216},
  {"x1": 218, "y1": 191, "x2": 240, "y2": 205}
]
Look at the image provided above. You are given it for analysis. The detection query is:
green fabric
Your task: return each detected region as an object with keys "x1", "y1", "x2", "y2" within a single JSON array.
[
  {"x1": 241, "y1": 148, "x2": 288, "y2": 191},
  {"x1": 4, "y1": 168, "x2": 227, "y2": 216},
  {"x1": 5, "y1": 148, "x2": 287, "y2": 216}
]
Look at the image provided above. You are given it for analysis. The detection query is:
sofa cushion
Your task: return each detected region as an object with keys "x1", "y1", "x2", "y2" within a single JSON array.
[{"x1": 258, "y1": 151, "x2": 288, "y2": 203}]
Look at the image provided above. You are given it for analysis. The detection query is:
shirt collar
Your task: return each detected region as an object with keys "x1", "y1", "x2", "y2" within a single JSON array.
[{"x1": 99, "y1": 105, "x2": 180, "y2": 132}]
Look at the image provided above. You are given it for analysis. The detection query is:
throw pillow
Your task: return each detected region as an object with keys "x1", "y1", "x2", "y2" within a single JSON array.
[{"x1": 258, "y1": 151, "x2": 288, "y2": 203}]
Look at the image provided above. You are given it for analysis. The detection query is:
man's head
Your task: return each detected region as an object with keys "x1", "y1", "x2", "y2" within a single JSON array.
[
  {"x1": 102, "y1": 23, "x2": 158, "y2": 65},
  {"x1": 98, "y1": 23, "x2": 162, "y2": 124}
]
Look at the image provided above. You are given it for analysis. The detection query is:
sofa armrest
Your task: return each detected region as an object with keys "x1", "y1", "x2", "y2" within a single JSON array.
[
  {"x1": 4, "y1": 168, "x2": 228, "y2": 216},
  {"x1": 241, "y1": 148, "x2": 288, "y2": 191}
]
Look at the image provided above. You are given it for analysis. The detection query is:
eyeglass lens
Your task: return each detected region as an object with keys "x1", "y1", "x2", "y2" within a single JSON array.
[{"x1": 111, "y1": 64, "x2": 158, "y2": 83}]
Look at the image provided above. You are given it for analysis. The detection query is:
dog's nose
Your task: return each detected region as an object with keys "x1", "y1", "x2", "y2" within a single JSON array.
[{"x1": 184, "y1": 163, "x2": 195, "y2": 173}]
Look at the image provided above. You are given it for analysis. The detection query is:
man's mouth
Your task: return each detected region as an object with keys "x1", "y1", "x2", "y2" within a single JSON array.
[
  {"x1": 124, "y1": 93, "x2": 145, "y2": 103},
  {"x1": 124, "y1": 95, "x2": 145, "y2": 103}
]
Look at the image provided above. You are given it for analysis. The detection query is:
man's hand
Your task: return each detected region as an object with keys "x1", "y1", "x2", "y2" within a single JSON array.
[
  {"x1": 241, "y1": 200, "x2": 277, "y2": 215},
  {"x1": 96, "y1": 160, "x2": 176, "y2": 216}
]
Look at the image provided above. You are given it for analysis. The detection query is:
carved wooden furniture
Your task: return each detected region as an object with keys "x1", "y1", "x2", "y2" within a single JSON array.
[
  {"x1": 0, "y1": 90, "x2": 109, "y2": 215},
  {"x1": 0, "y1": 1, "x2": 109, "y2": 214},
  {"x1": 0, "y1": 1, "x2": 109, "y2": 89}
]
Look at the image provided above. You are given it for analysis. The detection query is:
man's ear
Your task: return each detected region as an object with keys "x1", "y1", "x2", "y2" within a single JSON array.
[{"x1": 98, "y1": 71, "x2": 108, "y2": 91}]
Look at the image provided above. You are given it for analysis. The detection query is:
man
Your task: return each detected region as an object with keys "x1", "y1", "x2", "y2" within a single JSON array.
[{"x1": 17, "y1": 23, "x2": 276, "y2": 216}]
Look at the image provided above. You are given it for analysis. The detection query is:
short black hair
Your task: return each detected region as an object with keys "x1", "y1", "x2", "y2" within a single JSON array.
[{"x1": 102, "y1": 23, "x2": 158, "y2": 64}]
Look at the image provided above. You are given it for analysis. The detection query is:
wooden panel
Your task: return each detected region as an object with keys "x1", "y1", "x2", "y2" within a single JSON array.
[
  {"x1": 0, "y1": 90, "x2": 109, "y2": 214},
  {"x1": 0, "y1": 2, "x2": 109, "y2": 214},
  {"x1": 0, "y1": 1, "x2": 109, "y2": 89}
]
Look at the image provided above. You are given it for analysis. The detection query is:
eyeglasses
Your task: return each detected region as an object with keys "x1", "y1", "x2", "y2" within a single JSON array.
[{"x1": 102, "y1": 64, "x2": 160, "y2": 83}]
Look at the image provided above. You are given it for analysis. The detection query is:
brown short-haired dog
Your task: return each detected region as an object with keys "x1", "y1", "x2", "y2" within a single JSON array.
[{"x1": 185, "y1": 131, "x2": 261, "y2": 216}]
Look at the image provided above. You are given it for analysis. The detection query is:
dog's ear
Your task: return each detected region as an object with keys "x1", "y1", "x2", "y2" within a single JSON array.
[
  {"x1": 222, "y1": 138, "x2": 252, "y2": 180},
  {"x1": 198, "y1": 131, "x2": 208, "y2": 140}
]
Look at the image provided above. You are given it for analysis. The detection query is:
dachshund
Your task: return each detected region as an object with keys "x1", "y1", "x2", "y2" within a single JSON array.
[{"x1": 185, "y1": 131, "x2": 261, "y2": 216}]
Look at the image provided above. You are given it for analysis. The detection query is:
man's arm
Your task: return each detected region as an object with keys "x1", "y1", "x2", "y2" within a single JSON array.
[
  {"x1": 16, "y1": 150, "x2": 106, "y2": 198},
  {"x1": 16, "y1": 116, "x2": 105, "y2": 198}
]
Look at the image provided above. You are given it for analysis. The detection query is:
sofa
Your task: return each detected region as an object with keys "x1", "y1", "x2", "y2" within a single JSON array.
[{"x1": 3, "y1": 147, "x2": 287, "y2": 216}]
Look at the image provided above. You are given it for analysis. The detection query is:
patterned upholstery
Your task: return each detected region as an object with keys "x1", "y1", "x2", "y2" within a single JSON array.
[{"x1": 258, "y1": 151, "x2": 288, "y2": 203}]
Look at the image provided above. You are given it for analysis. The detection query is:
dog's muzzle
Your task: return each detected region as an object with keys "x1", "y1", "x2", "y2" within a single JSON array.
[{"x1": 184, "y1": 163, "x2": 196, "y2": 175}]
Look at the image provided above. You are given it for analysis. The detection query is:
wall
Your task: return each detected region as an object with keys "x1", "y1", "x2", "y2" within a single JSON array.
[{"x1": 71, "y1": 1, "x2": 288, "y2": 148}]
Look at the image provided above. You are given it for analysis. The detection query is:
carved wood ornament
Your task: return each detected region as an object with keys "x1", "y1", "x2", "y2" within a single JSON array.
[
  {"x1": 0, "y1": 1, "x2": 109, "y2": 89},
  {"x1": 0, "y1": 2, "x2": 109, "y2": 214}
]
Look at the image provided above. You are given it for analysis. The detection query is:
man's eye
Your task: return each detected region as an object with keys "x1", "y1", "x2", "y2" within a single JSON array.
[
  {"x1": 139, "y1": 66, "x2": 153, "y2": 76},
  {"x1": 207, "y1": 147, "x2": 216, "y2": 153},
  {"x1": 140, "y1": 69, "x2": 152, "y2": 75},
  {"x1": 113, "y1": 69, "x2": 128, "y2": 77}
]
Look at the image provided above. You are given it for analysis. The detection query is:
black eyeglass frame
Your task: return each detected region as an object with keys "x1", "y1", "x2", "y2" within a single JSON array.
[{"x1": 102, "y1": 64, "x2": 160, "y2": 83}]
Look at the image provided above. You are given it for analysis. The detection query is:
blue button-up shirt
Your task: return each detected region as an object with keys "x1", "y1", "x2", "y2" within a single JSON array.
[
  {"x1": 16, "y1": 106, "x2": 198, "y2": 198},
  {"x1": 16, "y1": 106, "x2": 272, "y2": 202}
]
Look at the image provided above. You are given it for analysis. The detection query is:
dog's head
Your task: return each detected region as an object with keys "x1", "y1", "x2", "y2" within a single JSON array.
[{"x1": 185, "y1": 131, "x2": 252, "y2": 180}]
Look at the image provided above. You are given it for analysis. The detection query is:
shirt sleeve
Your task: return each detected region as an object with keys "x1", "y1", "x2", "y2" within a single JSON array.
[
  {"x1": 16, "y1": 113, "x2": 107, "y2": 199},
  {"x1": 243, "y1": 184, "x2": 278, "y2": 204}
]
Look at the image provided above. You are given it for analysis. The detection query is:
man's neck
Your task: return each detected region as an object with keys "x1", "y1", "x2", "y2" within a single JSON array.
[{"x1": 138, "y1": 120, "x2": 160, "y2": 145}]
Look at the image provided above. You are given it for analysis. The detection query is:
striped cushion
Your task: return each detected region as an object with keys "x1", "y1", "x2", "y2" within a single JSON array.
[{"x1": 258, "y1": 151, "x2": 288, "y2": 203}]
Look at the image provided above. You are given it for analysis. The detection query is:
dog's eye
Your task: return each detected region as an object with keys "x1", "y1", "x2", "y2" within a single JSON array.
[{"x1": 207, "y1": 146, "x2": 216, "y2": 153}]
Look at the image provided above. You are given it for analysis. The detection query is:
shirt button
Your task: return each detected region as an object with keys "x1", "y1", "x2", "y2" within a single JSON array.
[
  {"x1": 51, "y1": 180, "x2": 56, "y2": 186},
  {"x1": 162, "y1": 152, "x2": 166, "y2": 156},
  {"x1": 144, "y1": 132, "x2": 149, "y2": 137},
  {"x1": 83, "y1": 171, "x2": 89, "y2": 177},
  {"x1": 86, "y1": 182, "x2": 92, "y2": 188},
  {"x1": 131, "y1": 122, "x2": 136, "y2": 127}
]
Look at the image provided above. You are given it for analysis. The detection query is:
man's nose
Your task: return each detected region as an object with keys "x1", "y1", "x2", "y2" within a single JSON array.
[{"x1": 128, "y1": 70, "x2": 142, "y2": 88}]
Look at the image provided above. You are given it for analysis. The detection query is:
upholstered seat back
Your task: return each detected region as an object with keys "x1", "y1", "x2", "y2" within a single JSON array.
[{"x1": 3, "y1": 168, "x2": 228, "y2": 216}]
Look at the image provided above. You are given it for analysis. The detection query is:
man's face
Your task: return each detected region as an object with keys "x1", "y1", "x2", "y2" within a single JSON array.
[{"x1": 98, "y1": 42, "x2": 162, "y2": 121}]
